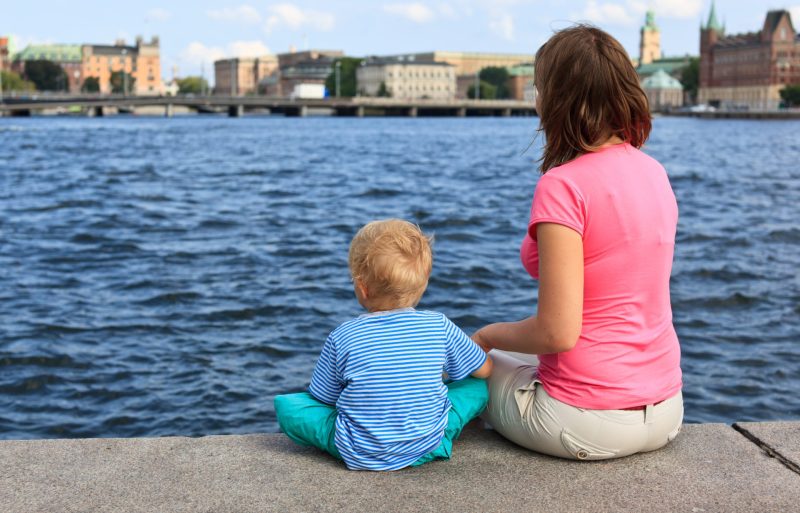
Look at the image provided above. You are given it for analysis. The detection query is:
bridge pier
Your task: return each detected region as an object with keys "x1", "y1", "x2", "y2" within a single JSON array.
[
  {"x1": 501, "y1": 108, "x2": 512, "y2": 117},
  {"x1": 228, "y1": 105, "x2": 244, "y2": 117},
  {"x1": 90, "y1": 106, "x2": 104, "y2": 117},
  {"x1": 356, "y1": 106, "x2": 365, "y2": 118},
  {"x1": 457, "y1": 107, "x2": 467, "y2": 117},
  {"x1": 165, "y1": 104, "x2": 174, "y2": 118},
  {"x1": 408, "y1": 106, "x2": 418, "y2": 118}
]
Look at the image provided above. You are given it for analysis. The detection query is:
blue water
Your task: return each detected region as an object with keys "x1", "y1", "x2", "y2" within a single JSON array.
[{"x1": 0, "y1": 116, "x2": 798, "y2": 439}]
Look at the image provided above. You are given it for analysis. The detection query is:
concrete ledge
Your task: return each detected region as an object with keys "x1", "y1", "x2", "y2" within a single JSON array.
[{"x1": 1, "y1": 423, "x2": 798, "y2": 513}]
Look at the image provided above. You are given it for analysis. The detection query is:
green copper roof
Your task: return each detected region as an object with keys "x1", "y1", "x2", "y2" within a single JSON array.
[
  {"x1": 508, "y1": 64, "x2": 534, "y2": 77},
  {"x1": 15, "y1": 44, "x2": 82, "y2": 62},
  {"x1": 643, "y1": 10, "x2": 658, "y2": 31},
  {"x1": 636, "y1": 57, "x2": 691, "y2": 78},
  {"x1": 641, "y1": 69, "x2": 682, "y2": 90},
  {"x1": 705, "y1": 0, "x2": 724, "y2": 33}
]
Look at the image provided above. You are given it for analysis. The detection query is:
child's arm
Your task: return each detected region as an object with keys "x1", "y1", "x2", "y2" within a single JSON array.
[
  {"x1": 308, "y1": 335, "x2": 344, "y2": 405},
  {"x1": 442, "y1": 315, "x2": 493, "y2": 380},
  {"x1": 470, "y1": 352, "x2": 493, "y2": 379}
]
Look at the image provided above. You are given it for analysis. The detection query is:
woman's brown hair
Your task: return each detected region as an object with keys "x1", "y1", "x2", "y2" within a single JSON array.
[{"x1": 535, "y1": 24, "x2": 651, "y2": 173}]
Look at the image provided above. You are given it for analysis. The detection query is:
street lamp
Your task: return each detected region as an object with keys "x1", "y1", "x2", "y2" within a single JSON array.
[{"x1": 335, "y1": 60, "x2": 341, "y2": 97}]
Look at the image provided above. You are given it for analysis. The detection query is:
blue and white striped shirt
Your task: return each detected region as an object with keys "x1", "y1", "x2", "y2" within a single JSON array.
[{"x1": 308, "y1": 308, "x2": 487, "y2": 471}]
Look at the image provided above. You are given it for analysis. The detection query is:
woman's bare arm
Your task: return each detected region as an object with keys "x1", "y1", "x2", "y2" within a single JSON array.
[{"x1": 472, "y1": 223, "x2": 583, "y2": 354}]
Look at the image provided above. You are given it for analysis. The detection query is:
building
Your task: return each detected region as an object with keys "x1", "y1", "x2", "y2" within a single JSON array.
[
  {"x1": 0, "y1": 36, "x2": 11, "y2": 71},
  {"x1": 13, "y1": 44, "x2": 83, "y2": 92},
  {"x1": 214, "y1": 56, "x2": 278, "y2": 96},
  {"x1": 381, "y1": 51, "x2": 532, "y2": 99},
  {"x1": 639, "y1": 10, "x2": 662, "y2": 65},
  {"x1": 642, "y1": 69, "x2": 683, "y2": 111},
  {"x1": 277, "y1": 49, "x2": 343, "y2": 70},
  {"x1": 357, "y1": 56, "x2": 455, "y2": 99},
  {"x1": 13, "y1": 36, "x2": 163, "y2": 94},
  {"x1": 81, "y1": 37, "x2": 162, "y2": 95},
  {"x1": 507, "y1": 63, "x2": 534, "y2": 101},
  {"x1": 699, "y1": 5, "x2": 800, "y2": 110}
]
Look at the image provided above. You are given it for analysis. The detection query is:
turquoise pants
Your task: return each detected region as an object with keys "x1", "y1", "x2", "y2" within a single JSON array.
[{"x1": 274, "y1": 377, "x2": 489, "y2": 467}]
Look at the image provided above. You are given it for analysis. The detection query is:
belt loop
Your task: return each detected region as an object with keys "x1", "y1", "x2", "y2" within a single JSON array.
[{"x1": 644, "y1": 404, "x2": 654, "y2": 425}]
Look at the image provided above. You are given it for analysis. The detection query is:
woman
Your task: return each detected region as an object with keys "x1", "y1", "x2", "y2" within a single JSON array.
[{"x1": 472, "y1": 25, "x2": 683, "y2": 460}]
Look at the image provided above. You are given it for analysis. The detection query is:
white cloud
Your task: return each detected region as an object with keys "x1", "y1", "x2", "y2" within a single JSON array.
[
  {"x1": 180, "y1": 42, "x2": 227, "y2": 67},
  {"x1": 227, "y1": 40, "x2": 272, "y2": 57},
  {"x1": 437, "y1": 3, "x2": 458, "y2": 19},
  {"x1": 579, "y1": 0, "x2": 636, "y2": 26},
  {"x1": 145, "y1": 8, "x2": 171, "y2": 23},
  {"x1": 383, "y1": 3, "x2": 436, "y2": 23},
  {"x1": 489, "y1": 13, "x2": 515, "y2": 40},
  {"x1": 264, "y1": 4, "x2": 335, "y2": 32},
  {"x1": 207, "y1": 5, "x2": 262, "y2": 24},
  {"x1": 179, "y1": 40, "x2": 272, "y2": 67}
]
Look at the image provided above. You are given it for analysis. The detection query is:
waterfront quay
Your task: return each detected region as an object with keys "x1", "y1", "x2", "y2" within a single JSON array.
[
  {"x1": 0, "y1": 95, "x2": 536, "y2": 118},
  {"x1": 1, "y1": 421, "x2": 797, "y2": 512}
]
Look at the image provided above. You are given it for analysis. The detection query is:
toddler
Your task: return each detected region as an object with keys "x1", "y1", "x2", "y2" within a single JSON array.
[{"x1": 274, "y1": 219, "x2": 492, "y2": 471}]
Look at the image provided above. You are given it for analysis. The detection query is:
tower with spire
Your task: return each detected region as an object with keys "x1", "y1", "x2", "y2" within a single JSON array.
[
  {"x1": 699, "y1": 0, "x2": 725, "y2": 89},
  {"x1": 639, "y1": 10, "x2": 662, "y2": 65}
]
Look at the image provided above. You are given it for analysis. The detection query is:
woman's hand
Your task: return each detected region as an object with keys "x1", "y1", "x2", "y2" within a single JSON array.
[{"x1": 471, "y1": 328, "x2": 493, "y2": 353}]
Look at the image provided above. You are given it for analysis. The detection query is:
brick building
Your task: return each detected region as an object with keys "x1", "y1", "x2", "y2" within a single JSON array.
[
  {"x1": 699, "y1": 4, "x2": 800, "y2": 110},
  {"x1": 214, "y1": 56, "x2": 278, "y2": 96},
  {"x1": 14, "y1": 44, "x2": 83, "y2": 92}
]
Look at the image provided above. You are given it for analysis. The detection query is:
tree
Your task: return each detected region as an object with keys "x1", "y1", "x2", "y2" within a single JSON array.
[
  {"x1": 110, "y1": 71, "x2": 136, "y2": 94},
  {"x1": 779, "y1": 85, "x2": 800, "y2": 108},
  {"x1": 467, "y1": 80, "x2": 497, "y2": 100},
  {"x1": 324, "y1": 57, "x2": 363, "y2": 97},
  {"x1": 680, "y1": 57, "x2": 699, "y2": 103},
  {"x1": 377, "y1": 81, "x2": 391, "y2": 97},
  {"x1": 24, "y1": 59, "x2": 68, "y2": 91},
  {"x1": 81, "y1": 76, "x2": 100, "y2": 93},
  {"x1": 0, "y1": 70, "x2": 36, "y2": 92},
  {"x1": 176, "y1": 76, "x2": 209, "y2": 95},
  {"x1": 478, "y1": 66, "x2": 511, "y2": 99}
]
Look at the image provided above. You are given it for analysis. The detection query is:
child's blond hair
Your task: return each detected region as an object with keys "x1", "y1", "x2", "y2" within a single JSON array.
[{"x1": 349, "y1": 219, "x2": 433, "y2": 310}]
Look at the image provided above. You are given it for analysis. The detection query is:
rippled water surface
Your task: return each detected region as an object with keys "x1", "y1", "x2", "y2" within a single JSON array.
[{"x1": 1, "y1": 115, "x2": 798, "y2": 439}]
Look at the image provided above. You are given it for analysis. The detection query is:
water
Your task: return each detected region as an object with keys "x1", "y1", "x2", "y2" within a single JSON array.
[{"x1": 0, "y1": 115, "x2": 798, "y2": 439}]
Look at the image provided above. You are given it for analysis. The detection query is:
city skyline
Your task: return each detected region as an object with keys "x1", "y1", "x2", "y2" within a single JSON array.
[{"x1": 4, "y1": 0, "x2": 800, "y2": 81}]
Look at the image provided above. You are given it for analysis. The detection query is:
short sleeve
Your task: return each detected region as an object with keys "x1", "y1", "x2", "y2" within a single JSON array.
[
  {"x1": 442, "y1": 316, "x2": 487, "y2": 381},
  {"x1": 308, "y1": 335, "x2": 343, "y2": 405},
  {"x1": 529, "y1": 173, "x2": 586, "y2": 240}
]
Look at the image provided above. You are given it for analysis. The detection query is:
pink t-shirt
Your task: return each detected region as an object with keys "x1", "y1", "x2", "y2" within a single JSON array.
[{"x1": 521, "y1": 143, "x2": 682, "y2": 409}]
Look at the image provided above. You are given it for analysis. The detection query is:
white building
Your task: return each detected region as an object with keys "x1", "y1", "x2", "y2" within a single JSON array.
[
  {"x1": 641, "y1": 69, "x2": 684, "y2": 111},
  {"x1": 357, "y1": 56, "x2": 456, "y2": 100}
]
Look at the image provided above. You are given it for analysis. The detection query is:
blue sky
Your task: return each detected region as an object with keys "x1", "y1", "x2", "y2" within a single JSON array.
[{"x1": 4, "y1": 1, "x2": 798, "y2": 82}]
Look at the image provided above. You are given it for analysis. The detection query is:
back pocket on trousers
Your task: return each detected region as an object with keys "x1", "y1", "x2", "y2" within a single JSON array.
[{"x1": 560, "y1": 429, "x2": 620, "y2": 460}]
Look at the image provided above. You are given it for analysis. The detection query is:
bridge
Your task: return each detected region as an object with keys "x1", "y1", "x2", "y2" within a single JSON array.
[{"x1": 0, "y1": 95, "x2": 537, "y2": 118}]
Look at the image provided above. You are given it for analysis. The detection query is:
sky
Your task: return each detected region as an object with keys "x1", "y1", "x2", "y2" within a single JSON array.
[{"x1": 4, "y1": 1, "x2": 799, "y2": 83}]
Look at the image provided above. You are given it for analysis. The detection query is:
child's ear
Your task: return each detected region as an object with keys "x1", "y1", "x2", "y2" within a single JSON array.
[{"x1": 355, "y1": 279, "x2": 369, "y2": 299}]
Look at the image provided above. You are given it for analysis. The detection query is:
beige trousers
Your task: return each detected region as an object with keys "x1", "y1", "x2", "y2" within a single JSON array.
[{"x1": 481, "y1": 350, "x2": 684, "y2": 460}]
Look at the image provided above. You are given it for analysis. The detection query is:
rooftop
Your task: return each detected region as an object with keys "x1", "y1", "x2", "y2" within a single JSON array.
[
  {"x1": 642, "y1": 69, "x2": 683, "y2": 90},
  {"x1": 15, "y1": 44, "x2": 82, "y2": 62}
]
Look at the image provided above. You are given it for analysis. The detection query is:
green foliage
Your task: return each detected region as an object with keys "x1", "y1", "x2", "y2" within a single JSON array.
[
  {"x1": 81, "y1": 76, "x2": 100, "y2": 93},
  {"x1": 24, "y1": 59, "x2": 68, "y2": 91},
  {"x1": 680, "y1": 58, "x2": 699, "y2": 101},
  {"x1": 467, "y1": 80, "x2": 497, "y2": 100},
  {"x1": 324, "y1": 57, "x2": 363, "y2": 97},
  {"x1": 110, "y1": 71, "x2": 136, "y2": 94},
  {"x1": 478, "y1": 66, "x2": 510, "y2": 99},
  {"x1": 779, "y1": 84, "x2": 800, "y2": 107},
  {"x1": 377, "y1": 81, "x2": 391, "y2": 97},
  {"x1": 0, "y1": 70, "x2": 36, "y2": 92},
  {"x1": 176, "y1": 76, "x2": 209, "y2": 95}
]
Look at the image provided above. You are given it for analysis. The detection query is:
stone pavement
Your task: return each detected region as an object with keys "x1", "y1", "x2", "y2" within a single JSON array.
[{"x1": 1, "y1": 422, "x2": 798, "y2": 513}]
